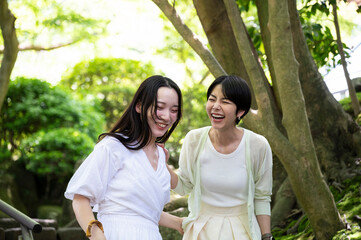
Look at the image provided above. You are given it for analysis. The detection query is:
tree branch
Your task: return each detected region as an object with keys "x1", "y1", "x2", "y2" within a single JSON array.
[
  {"x1": 0, "y1": 39, "x2": 82, "y2": 54},
  {"x1": 151, "y1": 0, "x2": 226, "y2": 77},
  {"x1": 0, "y1": 0, "x2": 19, "y2": 113}
]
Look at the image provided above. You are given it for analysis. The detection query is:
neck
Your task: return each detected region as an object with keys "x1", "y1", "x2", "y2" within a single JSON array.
[{"x1": 209, "y1": 126, "x2": 242, "y2": 146}]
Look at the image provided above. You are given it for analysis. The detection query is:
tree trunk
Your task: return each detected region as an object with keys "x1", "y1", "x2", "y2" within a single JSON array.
[
  {"x1": 332, "y1": 2, "x2": 361, "y2": 117},
  {"x1": 0, "y1": 0, "x2": 19, "y2": 113},
  {"x1": 286, "y1": 0, "x2": 361, "y2": 178},
  {"x1": 271, "y1": 177, "x2": 295, "y2": 229},
  {"x1": 267, "y1": 1, "x2": 344, "y2": 238},
  {"x1": 257, "y1": 0, "x2": 361, "y2": 182},
  {"x1": 151, "y1": 0, "x2": 353, "y2": 237}
]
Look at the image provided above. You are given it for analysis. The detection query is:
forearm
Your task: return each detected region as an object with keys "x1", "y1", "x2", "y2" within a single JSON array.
[
  {"x1": 72, "y1": 194, "x2": 104, "y2": 239},
  {"x1": 166, "y1": 164, "x2": 179, "y2": 189},
  {"x1": 159, "y1": 211, "x2": 183, "y2": 234},
  {"x1": 256, "y1": 214, "x2": 271, "y2": 235}
]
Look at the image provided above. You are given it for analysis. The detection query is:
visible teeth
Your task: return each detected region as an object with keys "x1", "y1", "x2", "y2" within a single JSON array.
[
  {"x1": 157, "y1": 123, "x2": 166, "y2": 127},
  {"x1": 212, "y1": 114, "x2": 224, "y2": 119}
]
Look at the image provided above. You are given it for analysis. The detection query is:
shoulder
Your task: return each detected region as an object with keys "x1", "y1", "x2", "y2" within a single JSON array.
[
  {"x1": 185, "y1": 126, "x2": 211, "y2": 142},
  {"x1": 244, "y1": 129, "x2": 269, "y2": 144},
  {"x1": 95, "y1": 135, "x2": 130, "y2": 155},
  {"x1": 244, "y1": 129, "x2": 271, "y2": 152}
]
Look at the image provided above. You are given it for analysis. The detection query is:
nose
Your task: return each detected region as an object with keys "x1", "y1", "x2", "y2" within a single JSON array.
[
  {"x1": 212, "y1": 102, "x2": 221, "y2": 110},
  {"x1": 159, "y1": 109, "x2": 170, "y2": 121}
]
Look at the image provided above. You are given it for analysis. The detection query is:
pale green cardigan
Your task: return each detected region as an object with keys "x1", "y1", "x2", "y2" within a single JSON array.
[{"x1": 174, "y1": 126, "x2": 273, "y2": 240}]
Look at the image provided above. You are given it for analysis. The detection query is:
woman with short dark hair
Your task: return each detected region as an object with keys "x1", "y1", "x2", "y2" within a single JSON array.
[{"x1": 168, "y1": 75, "x2": 273, "y2": 240}]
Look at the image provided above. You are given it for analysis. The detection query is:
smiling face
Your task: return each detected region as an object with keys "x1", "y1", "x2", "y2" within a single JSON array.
[
  {"x1": 206, "y1": 84, "x2": 244, "y2": 130},
  {"x1": 137, "y1": 87, "x2": 179, "y2": 140}
]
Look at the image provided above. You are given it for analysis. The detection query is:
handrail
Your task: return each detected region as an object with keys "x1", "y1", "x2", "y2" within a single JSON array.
[{"x1": 0, "y1": 199, "x2": 42, "y2": 239}]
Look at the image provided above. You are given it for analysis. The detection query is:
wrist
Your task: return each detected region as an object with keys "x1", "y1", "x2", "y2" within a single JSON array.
[
  {"x1": 262, "y1": 233, "x2": 273, "y2": 240},
  {"x1": 86, "y1": 220, "x2": 104, "y2": 237}
]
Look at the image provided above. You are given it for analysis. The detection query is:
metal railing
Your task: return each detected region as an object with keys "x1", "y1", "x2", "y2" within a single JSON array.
[{"x1": 0, "y1": 199, "x2": 42, "y2": 240}]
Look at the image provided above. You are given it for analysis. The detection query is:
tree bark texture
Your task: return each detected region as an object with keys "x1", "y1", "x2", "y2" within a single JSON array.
[
  {"x1": 258, "y1": 0, "x2": 361, "y2": 181},
  {"x1": 269, "y1": 0, "x2": 344, "y2": 237},
  {"x1": 270, "y1": 177, "x2": 295, "y2": 229},
  {"x1": 287, "y1": 0, "x2": 361, "y2": 178},
  {"x1": 0, "y1": 0, "x2": 19, "y2": 113}
]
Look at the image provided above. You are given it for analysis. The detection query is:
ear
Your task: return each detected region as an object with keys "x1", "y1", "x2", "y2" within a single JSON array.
[
  {"x1": 237, "y1": 110, "x2": 245, "y2": 119},
  {"x1": 135, "y1": 102, "x2": 142, "y2": 114}
]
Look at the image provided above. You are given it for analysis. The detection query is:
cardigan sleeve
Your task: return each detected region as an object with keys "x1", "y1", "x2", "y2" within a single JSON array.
[
  {"x1": 251, "y1": 133, "x2": 273, "y2": 216},
  {"x1": 173, "y1": 130, "x2": 196, "y2": 195}
]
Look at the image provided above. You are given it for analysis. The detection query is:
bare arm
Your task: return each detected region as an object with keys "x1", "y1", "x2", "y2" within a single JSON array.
[
  {"x1": 159, "y1": 211, "x2": 183, "y2": 235},
  {"x1": 158, "y1": 143, "x2": 179, "y2": 189},
  {"x1": 256, "y1": 214, "x2": 271, "y2": 236},
  {"x1": 72, "y1": 194, "x2": 106, "y2": 240},
  {"x1": 166, "y1": 164, "x2": 179, "y2": 189}
]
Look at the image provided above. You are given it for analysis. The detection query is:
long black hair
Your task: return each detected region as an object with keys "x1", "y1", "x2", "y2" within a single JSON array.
[
  {"x1": 207, "y1": 75, "x2": 251, "y2": 124},
  {"x1": 98, "y1": 75, "x2": 182, "y2": 150}
]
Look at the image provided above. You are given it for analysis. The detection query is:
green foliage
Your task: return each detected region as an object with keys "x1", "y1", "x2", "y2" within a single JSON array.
[
  {"x1": 332, "y1": 175, "x2": 361, "y2": 239},
  {"x1": 0, "y1": 77, "x2": 105, "y2": 202},
  {"x1": 274, "y1": 175, "x2": 361, "y2": 239},
  {"x1": 298, "y1": 0, "x2": 352, "y2": 70},
  {"x1": 236, "y1": 0, "x2": 253, "y2": 12},
  {"x1": 338, "y1": 92, "x2": 361, "y2": 119},
  {"x1": 333, "y1": 226, "x2": 361, "y2": 240},
  {"x1": 0, "y1": 76, "x2": 105, "y2": 170},
  {"x1": 7, "y1": 0, "x2": 108, "y2": 47},
  {"x1": 1, "y1": 77, "x2": 105, "y2": 144},
  {"x1": 20, "y1": 128, "x2": 94, "y2": 177},
  {"x1": 156, "y1": 0, "x2": 209, "y2": 80},
  {"x1": 60, "y1": 58, "x2": 158, "y2": 128}
]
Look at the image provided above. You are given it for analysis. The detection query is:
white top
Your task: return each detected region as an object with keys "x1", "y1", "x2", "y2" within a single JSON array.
[
  {"x1": 200, "y1": 135, "x2": 248, "y2": 207},
  {"x1": 174, "y1": 126, "x2": 273, "y2": 240},
  {"x1": 64, "y1": 136, "x2": 171, "y2": 225}
]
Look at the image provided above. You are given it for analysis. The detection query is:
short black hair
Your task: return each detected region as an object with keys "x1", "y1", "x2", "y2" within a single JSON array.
[{"x1": 207, "y1": 75, "x2": 251, "y2": 124}]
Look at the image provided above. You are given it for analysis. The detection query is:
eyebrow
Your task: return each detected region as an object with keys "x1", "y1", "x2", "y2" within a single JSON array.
[
  {"x1": 209, "y1": 94, "x2": 229, "y2": 100},
  {"x1": 157, "y1": 100, "x2": 179, "y2": 107}
]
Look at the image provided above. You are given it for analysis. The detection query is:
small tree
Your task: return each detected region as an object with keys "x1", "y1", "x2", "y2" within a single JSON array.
[
  {"x1": 60, "y1": 58, "x2": 158, "y2": 129},
  {"x1": 0, "y1": 77, "x2": 105, "y2": 204}
]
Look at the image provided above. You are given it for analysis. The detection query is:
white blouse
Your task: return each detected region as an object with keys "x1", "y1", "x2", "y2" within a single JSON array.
[
  {"x1": 64, "y1": 136, "x2": 171, "y2": 225},
  {"x1": 200, "y1": 135, "x2": 248, "y2": 207}
]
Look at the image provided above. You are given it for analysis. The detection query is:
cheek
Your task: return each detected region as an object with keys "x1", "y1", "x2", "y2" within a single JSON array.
[
  {"x1": 205, "y1": 103, "x2": 212, "y2": 112},
  {"x1": 170, "y1": 112, "x2": 178, "y2": 122}
]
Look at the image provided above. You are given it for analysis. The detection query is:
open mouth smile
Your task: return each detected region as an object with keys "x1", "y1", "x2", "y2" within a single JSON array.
[
  {"x1": 211, "y1": 113, "x2": 225, "y2": 120},
  {"x1": 156, "y1": 122, "x2": 167, "y2": 128}
]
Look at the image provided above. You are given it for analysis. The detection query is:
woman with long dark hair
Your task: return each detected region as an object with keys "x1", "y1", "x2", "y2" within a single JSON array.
[{"x1": 65, "y1": 75, "x2": 183, "y2": 240}]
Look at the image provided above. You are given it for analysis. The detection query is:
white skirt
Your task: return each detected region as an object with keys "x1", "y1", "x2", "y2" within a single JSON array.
[
  {"x1": 183, "y1": 202, "x2": 252, "y2": 240},
  {"x1": 98, "y1": 214, "x2": 162, "y2": 240}
]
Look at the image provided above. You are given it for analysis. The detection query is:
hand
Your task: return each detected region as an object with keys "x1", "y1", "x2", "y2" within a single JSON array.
[
  {"x1": 157, "y1": 143, "x2": 170, "y2": 162},
  {"x1": 178, "y1": 217, "x2": 184, "y2": 235}
]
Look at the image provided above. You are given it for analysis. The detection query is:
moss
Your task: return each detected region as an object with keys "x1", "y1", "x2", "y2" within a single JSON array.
[
  {"x1": 338, "y1": 92, "x2": 361, "y2": 117},
  {"x1": 298, "y1": 215, "x2": 310, "y2": 232},
  {"x1": 273, "y1": 174, "x2": 361, "y2": 239},
  {"x1": 333, "y1": 225, "x2": 361, "y2": 240}
]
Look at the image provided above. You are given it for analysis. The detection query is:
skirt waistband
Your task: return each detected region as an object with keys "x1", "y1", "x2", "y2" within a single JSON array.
[
  {"x1": 200, "y1": 202, "x2": 247, "y2": 216},
  {"x1": 98, "y1": 214, "x2": 158, "y2": 230}
]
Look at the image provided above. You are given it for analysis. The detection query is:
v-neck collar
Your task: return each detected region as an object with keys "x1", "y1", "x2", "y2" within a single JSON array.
[{"x1": 141, "y1": 146, "x2": 160, "y2": 173}]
